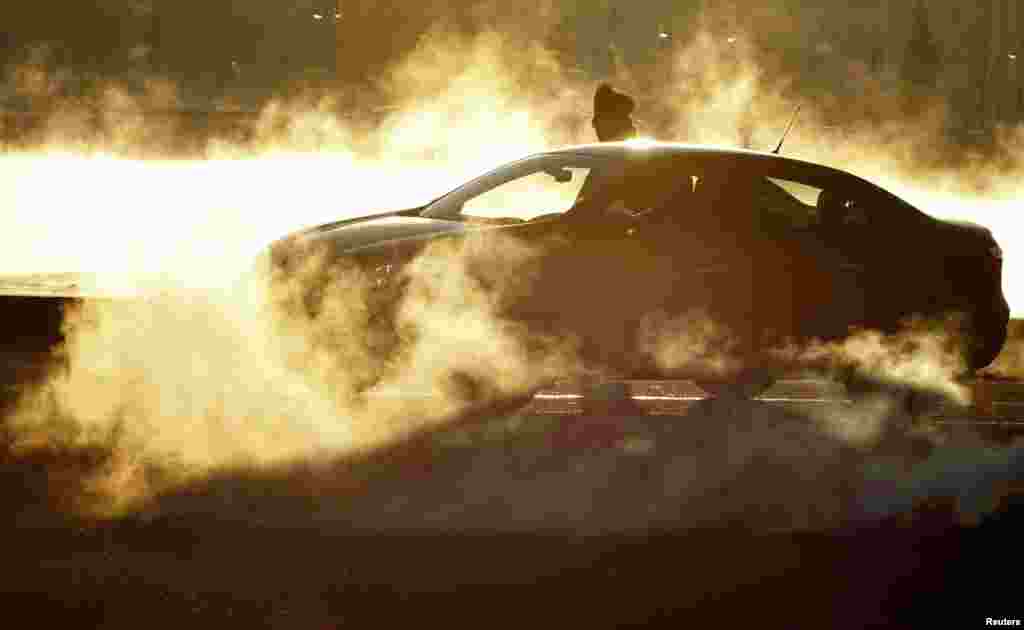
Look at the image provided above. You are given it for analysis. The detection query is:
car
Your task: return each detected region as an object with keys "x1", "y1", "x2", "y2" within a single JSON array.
[{"x1": 268, "y1": 141, "x2": 1011, "y2": 402}]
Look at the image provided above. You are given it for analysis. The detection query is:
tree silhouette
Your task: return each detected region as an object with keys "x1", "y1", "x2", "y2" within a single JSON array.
[
  {"x1": 1, "y1": 4, "x2": 130, "y2": 71},
  {"x1": 903, "y1": 1, "x2": 941, "y2": 89}
]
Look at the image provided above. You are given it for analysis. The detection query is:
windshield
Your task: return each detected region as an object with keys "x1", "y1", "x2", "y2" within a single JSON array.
[{"x1": 421, "y1": 155, "x2": 603, "y2": 222}]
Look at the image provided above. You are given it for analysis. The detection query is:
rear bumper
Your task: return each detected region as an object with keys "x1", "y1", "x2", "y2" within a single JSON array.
[{"x1": 969, "y1": 295, "x2": 1011, "y2": 371}]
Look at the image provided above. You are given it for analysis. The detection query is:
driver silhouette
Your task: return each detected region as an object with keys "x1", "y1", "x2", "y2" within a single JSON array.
[
  {"x1": 592, "y1": 83, "x2": 638, "y2": 142},
  {"x1": 564, "y1": 84, "x2": 640, "y2": 222}
]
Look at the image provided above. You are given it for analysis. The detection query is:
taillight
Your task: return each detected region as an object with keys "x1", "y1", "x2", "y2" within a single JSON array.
[{"x1": 987, "y1": 242, "x2": 1003, "y2": 275}]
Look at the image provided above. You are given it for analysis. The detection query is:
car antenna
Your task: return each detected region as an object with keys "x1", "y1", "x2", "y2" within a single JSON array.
[{"x1": 772, "y1": 104, "x2": 801, "y2": 154}]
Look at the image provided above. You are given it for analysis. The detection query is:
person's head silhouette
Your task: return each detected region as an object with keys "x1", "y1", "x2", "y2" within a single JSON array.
[{"x1": 592, "y1": 83, "x2": 637, "y2": 142}]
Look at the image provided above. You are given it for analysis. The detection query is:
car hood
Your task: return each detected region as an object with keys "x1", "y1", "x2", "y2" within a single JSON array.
[{"x1": 291, "y1": 212, "x2": 467, "y2": 254}]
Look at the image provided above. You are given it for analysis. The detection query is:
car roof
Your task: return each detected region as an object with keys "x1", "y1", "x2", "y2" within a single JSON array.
[
  {"x1": 535, "y1": 141, "x2": 927, "y2": 219},
  {"x1": 540, "y1": 141, "x2": 844, "y2": 174}
]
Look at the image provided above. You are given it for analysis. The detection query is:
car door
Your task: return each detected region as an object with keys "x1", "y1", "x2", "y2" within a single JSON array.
[
  {"x1": 743, "y1": 171, "x2": 866, "y2": 343},
  {"x1": 521, "y1": 159, "x2": 650, "y2": 367},
  {"x1": 555, "y1": 157, "x2": 706, "y2": 372},
  {"x1": 636, "y1": 162, "x2": 867, "y2": 349},
  {"x1": 413, "y1": 154, "x2": 618, "y2": 340},
  {"x1": 557, "y1": 159, "x2": 772, "y2": 368},
  {"x1": 811, "y1": 178, "x2": 912, "y2": 335},
  {"x1": 816, "y1": 182, "x2": 932, "y2": 332}
]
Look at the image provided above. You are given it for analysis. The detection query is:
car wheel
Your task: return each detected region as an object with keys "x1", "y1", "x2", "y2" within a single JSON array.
[{"x1": 695, "y1": 369, "x2": 776, "y2": 399}]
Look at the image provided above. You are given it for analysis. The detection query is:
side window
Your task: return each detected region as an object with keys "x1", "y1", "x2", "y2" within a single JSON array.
[
  {"x1": 766, "y1": 177, "x2": 822, "y2": 206},
  {"x1": 756, "y1": 176, "x2": 823, "y2": 230},
  {"x1": 460, "y1": 166, "x2": 592, "y2": 220}
]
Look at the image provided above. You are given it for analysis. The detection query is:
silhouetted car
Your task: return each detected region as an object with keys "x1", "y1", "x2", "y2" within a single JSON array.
[{"x1": 275, "y1": 143, "x2": 1011, "y2": 399}]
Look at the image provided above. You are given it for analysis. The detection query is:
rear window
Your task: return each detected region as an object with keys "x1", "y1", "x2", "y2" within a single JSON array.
[
  {"x1": 765, "y1": 177, "x2": 822, "y2": 206},
  {"x1": 757, "y1": 176, "x2": 822, "y2": 230}
]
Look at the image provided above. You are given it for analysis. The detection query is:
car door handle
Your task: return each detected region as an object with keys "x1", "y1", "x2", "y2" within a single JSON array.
[{"x1": 839, "y1": 262, "x2": 864, "y2": 272}]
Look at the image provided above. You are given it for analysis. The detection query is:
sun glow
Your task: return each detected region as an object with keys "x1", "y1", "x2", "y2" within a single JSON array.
[{"x1": 624, "y1": 136, "x2": 659, "y2": 148}]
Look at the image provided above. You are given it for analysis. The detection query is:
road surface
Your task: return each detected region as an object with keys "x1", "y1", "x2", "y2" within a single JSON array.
[{"x1": 530, "y1": 377, "x2": 1024, "y2": 423}]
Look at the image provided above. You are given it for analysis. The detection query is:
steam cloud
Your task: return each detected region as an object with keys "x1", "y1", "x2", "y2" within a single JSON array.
[{"x1": 1, "y1": 12, "x2": 1021, "y2": 528}]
